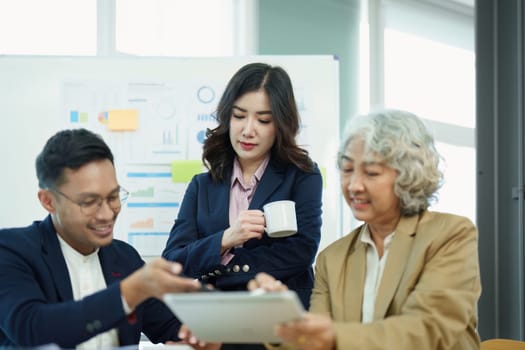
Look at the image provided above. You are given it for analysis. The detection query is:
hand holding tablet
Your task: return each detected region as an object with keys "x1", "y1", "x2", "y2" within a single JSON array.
[{"x1": 163, "y1": 290, "x2": 304, "y2": 343}]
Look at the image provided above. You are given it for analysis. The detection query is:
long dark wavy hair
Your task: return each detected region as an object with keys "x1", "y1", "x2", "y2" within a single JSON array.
[{"x1": 203, "y1": 62, "x2": 314, "y2": 182}]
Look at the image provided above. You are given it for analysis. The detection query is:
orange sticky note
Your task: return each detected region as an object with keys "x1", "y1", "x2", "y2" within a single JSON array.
[{"x1": 107, "y1": 109, "x2": 139, "y2": 131}]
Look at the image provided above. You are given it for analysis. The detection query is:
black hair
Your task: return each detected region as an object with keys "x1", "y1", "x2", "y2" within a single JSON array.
[
  {"x1": 202, "y1": 62, "x2": 313, "y2": 182},
  {"x1": 35, "y1": 128, "x2": 114, "y2": 189}
]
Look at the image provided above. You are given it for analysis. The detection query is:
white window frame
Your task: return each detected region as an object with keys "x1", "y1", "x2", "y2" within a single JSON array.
[
  {"x1": 96, "y1": 0, "x2": 257, "y2": 57},
  {"x1": 345, "y1": 0, "x2": 475, "y2": 233}
]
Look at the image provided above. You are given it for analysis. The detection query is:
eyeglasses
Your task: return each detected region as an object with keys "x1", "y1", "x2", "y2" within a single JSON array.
[{"x1": 51, "y1": 187, "x2": 129, "y2": 216}]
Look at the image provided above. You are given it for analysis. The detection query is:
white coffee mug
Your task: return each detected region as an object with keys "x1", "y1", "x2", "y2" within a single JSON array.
[{"x1": 263, "y1": 200, "x2": 298, "y2": 238}]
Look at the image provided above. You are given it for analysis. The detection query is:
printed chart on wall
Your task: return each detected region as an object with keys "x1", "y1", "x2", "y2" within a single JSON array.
[
  {"x1": 53, "y1": 56, "x2": 339, "y2": 257},
  {"x1": 62, "y1": 80, "x2": 217, "y2": 255},
  {"x1": 62, "y1": 80, "x2": 220, "y2": 162},
  {"x1": 60, "y1": 77, "x2": 317, "y2": 256}
]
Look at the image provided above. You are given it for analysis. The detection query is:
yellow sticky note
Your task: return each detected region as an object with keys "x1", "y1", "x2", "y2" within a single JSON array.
[
  {"x1": 171, "y1": 160, "x2": 203, "y2": 183},
  {"x1": 107, "y1": 109, "x2": 139, "y2": 131}
]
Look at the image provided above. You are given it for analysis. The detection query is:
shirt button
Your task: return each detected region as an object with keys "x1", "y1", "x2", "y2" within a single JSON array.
[
  {"x1": 232, "y1": 265, "x2": 240, "y2": 272},
  {"x1": 201, "y1": 275, "x2": 208, "y2": 280},
  {"x1": 214, "y1": 269, "x2": 222, "y2": 275},
  {"x1": 242, "y1": 264, "x2": 250, "y2": 272}
]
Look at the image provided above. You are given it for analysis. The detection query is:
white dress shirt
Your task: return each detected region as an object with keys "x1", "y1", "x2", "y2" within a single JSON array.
[
  {"x1": 58, "y1": 235, "x2": 119, "y2": 349},
  {"x1": 360, "y1": 224, "x2": 395, "y2": 324}
]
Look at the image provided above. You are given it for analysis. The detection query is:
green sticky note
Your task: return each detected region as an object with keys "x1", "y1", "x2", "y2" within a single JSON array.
[
  {"x1": 320, "y1": 166, "x2": 327, "y2": 189},
  {"x1": 171, "y1": 160, "x2": 203, "y2": 183},
  {"x1": 79, "y1": 112, "x2": 89, "y2": 123}
]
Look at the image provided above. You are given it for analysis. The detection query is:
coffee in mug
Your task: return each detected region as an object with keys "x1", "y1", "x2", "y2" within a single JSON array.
[{"x1": 263, "y1": 200, "x2": 298, "y2": 238}]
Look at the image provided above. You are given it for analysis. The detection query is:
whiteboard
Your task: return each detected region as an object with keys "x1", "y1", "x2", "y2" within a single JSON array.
[{"x1": 0, "y1": 55, "x2": 340, "y2": 254}]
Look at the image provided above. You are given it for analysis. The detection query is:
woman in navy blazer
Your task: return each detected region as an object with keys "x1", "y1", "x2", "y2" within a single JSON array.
[{"x1": 162, "y1": 63, "x2": 322, "y2": 350}]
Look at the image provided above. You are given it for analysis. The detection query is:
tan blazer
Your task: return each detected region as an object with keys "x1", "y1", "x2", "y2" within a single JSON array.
[{"x1": 310, "y1": 210, "x2": 481, "y2": 350}]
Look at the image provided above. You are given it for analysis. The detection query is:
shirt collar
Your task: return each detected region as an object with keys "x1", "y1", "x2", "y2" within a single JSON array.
[
  {"x1": 360, "y1": 223, "x2": 395, "y2": 248},
  {"x1": 231, "y1": 155, "x2": 270, "y2": 189},
  {"x1": 57, "y1": 234, "x2": 99, "y2": 263}
]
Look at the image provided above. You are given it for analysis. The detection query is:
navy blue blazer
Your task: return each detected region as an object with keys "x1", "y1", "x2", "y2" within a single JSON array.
[
  {"x1": 0, "y1": 216, "x2": 181, "y2": 348},
  {"x1": 162, "y1": 158, "x2": 323, "y2": 308}
]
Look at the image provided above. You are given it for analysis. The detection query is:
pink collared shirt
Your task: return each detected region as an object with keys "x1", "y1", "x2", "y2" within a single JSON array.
[{"x1": 220, "y1": 156, "x2": 270, "y2": 265}]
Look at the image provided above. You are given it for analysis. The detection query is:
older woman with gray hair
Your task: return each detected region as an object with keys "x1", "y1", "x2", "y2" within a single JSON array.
[{"x1": 250, "y1": 109, "x2": 481, "y2": 350}]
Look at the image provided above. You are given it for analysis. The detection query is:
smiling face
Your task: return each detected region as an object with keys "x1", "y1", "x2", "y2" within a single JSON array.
[
  {"x1": 229, "y1": 89, "x2": 276, "y2": 172},
  {"x1": 38, "y1": 159, "x2": 121, "y2": 255},
  {"x1": 340, "y1": 138, "x2": 401, "y2": 235}
]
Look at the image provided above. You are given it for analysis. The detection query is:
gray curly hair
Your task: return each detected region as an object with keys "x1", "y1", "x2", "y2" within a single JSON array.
[{"x1": 338, "y1": 109, "x2": 443, "y2": 216}]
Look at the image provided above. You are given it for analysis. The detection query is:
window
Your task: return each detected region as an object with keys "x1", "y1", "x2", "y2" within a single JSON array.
[
  {"x1": 382, "y1": 1, "x2": 475, "y2": 222},
  {"x1": 0, "y1": 0, "x2": 250, "y2": 57},
  {"x1": 351, "y1": 0, "x2": 475, "y2": 232},
  {"x1": 0, "y1": 0, "x2": 97, "y2": 55},
  {"x1": 115, "y1": 0, "x2": 236, "y2": 56}
]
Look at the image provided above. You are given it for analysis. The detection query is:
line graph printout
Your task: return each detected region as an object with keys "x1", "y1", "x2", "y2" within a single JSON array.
[{"x1": 115, "y1": 165, "x2": 194, "y2": 256}]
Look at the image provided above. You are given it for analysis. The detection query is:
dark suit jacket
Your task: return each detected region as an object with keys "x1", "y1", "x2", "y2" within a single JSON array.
[
  {"x1": 0, "y1": 216, "x2": 181, "y2": 348},
  {"x1": 162, "y1": 158, "x2": 323, "y2": 307}
]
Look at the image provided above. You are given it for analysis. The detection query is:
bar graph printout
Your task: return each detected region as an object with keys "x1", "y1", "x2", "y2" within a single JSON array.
[
  {"x1": 114, "y1": 164, "x2": 204, "y2": 256},
  {"x1": 62, "y1": 80, "x2": 216, "y2": 256},
  {"x1": 62, "y1": 80, "x2": 221, "y2": 163}
]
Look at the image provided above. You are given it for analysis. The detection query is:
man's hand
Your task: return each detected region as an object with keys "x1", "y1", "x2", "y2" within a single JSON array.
[
  {"x1": 175, "y1": 324, "x2": 221, "y2": 350},
  {"x1": 120, "y1": 258, "x2": 201, "y2": 309}
]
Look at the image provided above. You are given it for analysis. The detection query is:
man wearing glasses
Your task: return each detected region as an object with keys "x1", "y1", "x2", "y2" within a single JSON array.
[{"x1": 0, "y1": 129, "x2": 216, "y2": 349}]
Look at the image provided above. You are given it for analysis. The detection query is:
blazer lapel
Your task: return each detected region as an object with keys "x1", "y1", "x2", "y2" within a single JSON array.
[
  {"x1": 99, "y1": 247, "x2": 126, "y2": 285},
  {"x1": 249, "y1": 160, "x2": 285, "y2": 209},
  {"x1": 343, "y1": 231, "x2": 367, "y2": 322},
  {"x1": 373, "y1": 214, "x2": 419, "y2": 320},
  {"x1": 40, "y1": 216, "x2": 74, "y2": 301}
]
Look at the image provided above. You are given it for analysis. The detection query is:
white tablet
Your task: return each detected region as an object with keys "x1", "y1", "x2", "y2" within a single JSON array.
[{"x1": 163, "y1": 290, "x2": 305, "y2": 343}]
